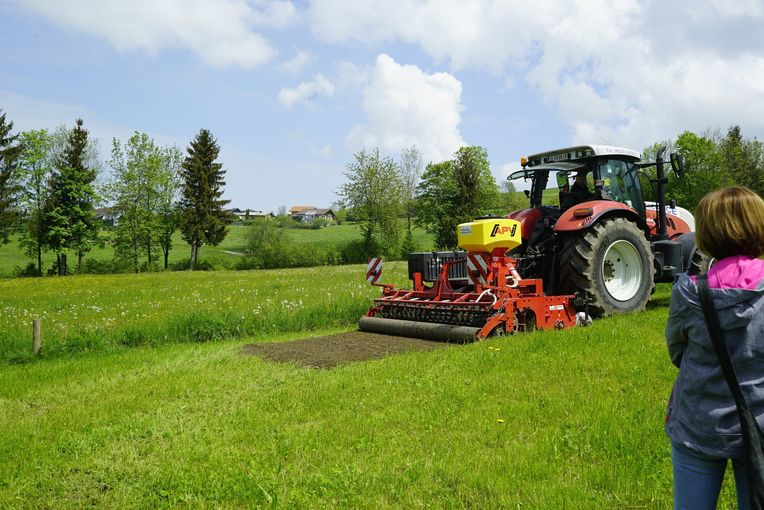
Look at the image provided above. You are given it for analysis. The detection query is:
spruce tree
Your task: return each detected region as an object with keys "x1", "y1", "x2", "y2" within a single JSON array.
[
  {"x1": 179, "y1": 129, "x2": 231, "y2": 270},
  {"x1": 45, "y1": 119, "x2": 99, "y2": 275},
  {"x1": 0, "y1": 109, "x2": 21, "y2": 245}
]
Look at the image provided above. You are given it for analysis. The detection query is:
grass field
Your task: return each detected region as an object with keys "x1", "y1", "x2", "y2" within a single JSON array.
[
  {"x1": 0, "y1": 223, "x2": 436, "y2": 277},
  {"x1": 0, "y1": 265, "x2": 741, "y2": 508},
  {"x1": 0, "y1": 263, "x2": 413, "y2": 362}
]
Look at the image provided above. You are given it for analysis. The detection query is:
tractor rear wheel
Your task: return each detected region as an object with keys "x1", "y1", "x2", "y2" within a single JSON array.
[{"x1": 559, "y1": 217, "x2": 655, "y2": 317}]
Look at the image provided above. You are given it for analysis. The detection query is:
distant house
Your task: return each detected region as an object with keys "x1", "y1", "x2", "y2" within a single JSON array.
[
  {"x1": 229, "y1": 208, "x2": 274, "y2": 221},
  {"x1": 290, "y1": 207, "x2": 335, "y2": 223},
  {"x1": 289, "y1": 205, "x2": 315, "y2": 216},
  {"x1": 94, "y1": 207, "x2": 120, "y2": 227}
]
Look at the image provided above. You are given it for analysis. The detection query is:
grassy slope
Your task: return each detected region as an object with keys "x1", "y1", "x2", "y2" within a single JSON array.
[
  {"x1": 0, "y1": 268, "x2": 739, "y2": 507},
  {"x1": 0, "y1": 230, "x2": 242, "y2": 276},
  {"x1": 0, "y1": 224, "x2": 436, "y2": 277}
]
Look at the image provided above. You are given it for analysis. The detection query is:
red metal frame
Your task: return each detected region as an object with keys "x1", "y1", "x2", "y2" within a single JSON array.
[{"x1": 366, "y1": 248, "x2": 576, "y2": 340}]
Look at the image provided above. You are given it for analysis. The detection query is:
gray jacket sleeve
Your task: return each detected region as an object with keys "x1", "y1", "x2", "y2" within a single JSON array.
[{"x1": 666, "y1": 282, "x2": 689, "y2": 368}]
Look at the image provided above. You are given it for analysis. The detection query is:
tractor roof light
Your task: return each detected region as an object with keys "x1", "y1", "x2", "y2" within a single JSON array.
[
  {"x1": 573, "y1": 207, "x2": 593, "y2": 218},
  {"x1": 520, "y1": 156, "x2": 528, "y2": 168}
]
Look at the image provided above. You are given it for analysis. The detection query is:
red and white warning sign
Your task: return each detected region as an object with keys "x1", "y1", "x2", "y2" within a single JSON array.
[
  {"x1": 466, "y1": 253, "x2": 491, "y2": 287},
  {"x1": 366, "y1": 257, "x2": 382, "y2": 283}
]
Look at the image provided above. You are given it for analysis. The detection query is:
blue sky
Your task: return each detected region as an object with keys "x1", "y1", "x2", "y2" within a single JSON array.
[{"x1": 2, "y1": 0, "x2": 763, "y2": 212}]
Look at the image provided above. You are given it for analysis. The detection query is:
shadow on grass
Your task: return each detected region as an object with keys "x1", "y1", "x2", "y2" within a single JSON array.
[{"x1": 646, "y1": 296, "x2": 670, "y2": 309}]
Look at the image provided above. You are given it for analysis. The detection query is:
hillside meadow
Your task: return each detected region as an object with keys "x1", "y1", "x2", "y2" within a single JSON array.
[
  {"x1": 0, "y1": 264, "x2": 741, "y2": 508},
  {"x1": 0, "y1": 223, "x2": 435, "y2": 277}
]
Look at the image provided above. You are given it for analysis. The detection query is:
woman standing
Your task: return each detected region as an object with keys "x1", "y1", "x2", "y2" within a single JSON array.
[{"x1": 666, "y1": 186, "x2": 764, "y2": 509}]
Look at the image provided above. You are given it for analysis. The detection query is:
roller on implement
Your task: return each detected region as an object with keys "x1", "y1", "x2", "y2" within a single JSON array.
[{"x1": 359, "y1": 218, "x2": 578, "y2": 343}]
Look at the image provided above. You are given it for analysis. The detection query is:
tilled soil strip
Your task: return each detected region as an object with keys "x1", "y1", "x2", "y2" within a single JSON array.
[{"x1": 242, "y1": 330, "x2": 451, "y2": 369}]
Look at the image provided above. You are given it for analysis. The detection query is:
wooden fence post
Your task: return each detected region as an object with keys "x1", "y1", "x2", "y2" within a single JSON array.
[{"x1": 33, "y1": 319, "x2": 41, "y2": 356}]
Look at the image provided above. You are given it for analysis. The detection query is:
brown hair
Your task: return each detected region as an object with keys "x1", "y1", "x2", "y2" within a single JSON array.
[{"x1": 695, "y1": 186, "x2": 764, "y2": 260}]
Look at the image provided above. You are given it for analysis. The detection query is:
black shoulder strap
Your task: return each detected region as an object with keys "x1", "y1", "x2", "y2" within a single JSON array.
[{"x1": 697, "y1": 275, "x2": 752, "y2": 413}]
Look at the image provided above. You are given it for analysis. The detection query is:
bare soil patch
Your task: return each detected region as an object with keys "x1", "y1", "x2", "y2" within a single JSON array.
[{"x1": 242, "y1": 330, "x2": 451, "y2": 369}]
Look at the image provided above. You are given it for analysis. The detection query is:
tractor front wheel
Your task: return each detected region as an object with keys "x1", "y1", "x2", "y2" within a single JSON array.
[{"x1": 559, "y1": 217, "x2": 655, "y2": 317}]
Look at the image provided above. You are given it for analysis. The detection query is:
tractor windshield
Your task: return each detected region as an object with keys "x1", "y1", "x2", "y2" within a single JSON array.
[
  {"x1": 508, "y1": 162, "x2": 587, "y2": 208},
  {"x1": 596, "y1": 159, "x2": 645, "y2": 215},
  {"x1": 508, "y1": 158, "x2": 643, "y2": 212}
]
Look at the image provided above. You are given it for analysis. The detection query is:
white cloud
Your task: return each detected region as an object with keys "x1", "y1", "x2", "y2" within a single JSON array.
[
  {"x1": 278, "y1": 74, "x2": 335, "y2": 109},
  {"x1": 278, "y1": 49, "x2": 312, "y2": 74},
  {"x1": 334, "y1": 61, "x2": 371, "y2": 92},
  {"x1": 250, "y1": 0, "x2": 298, "y2": 28},
  {"x1": 346, "y1": 54, "x2": 465, "y2": 163},
  {"x1": 18, "y1": 0, "x2": 297, "y2": 68},
  {"x1": 319, "y1": 144, "x2": 332, "y2": 157},
  {"x1": 309, "y1": 0, "x2": 764, "y2": 147}
]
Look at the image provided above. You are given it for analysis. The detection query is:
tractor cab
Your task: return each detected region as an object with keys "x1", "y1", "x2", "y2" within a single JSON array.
[{"x1": 509, "y1": 145, "x2": 645, "y2": 215}]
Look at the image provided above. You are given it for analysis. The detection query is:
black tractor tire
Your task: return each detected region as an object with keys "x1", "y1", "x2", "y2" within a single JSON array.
[{"x1": 558, "y1": 217, "x2": 655, "y2": 318}]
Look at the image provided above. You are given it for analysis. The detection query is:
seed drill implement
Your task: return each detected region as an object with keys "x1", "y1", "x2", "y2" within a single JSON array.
[{"x1": 359, "y1": 218, "x2": 577, "y2": 343}]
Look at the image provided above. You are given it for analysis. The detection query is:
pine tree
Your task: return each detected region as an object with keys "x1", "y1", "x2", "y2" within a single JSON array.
[
  {"x1": 179, "y1": 129, "x2": 231, "y2": 270},
  {"x1": 45, "y1": 119, "x2": 99, "y2": 275},
  {"x1": 0, "y1": 109, "x2": 21, "y2": 245}
]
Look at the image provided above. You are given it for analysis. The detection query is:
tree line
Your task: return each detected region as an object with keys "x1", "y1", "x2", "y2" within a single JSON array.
[
  {"x1": 0, "y1": 109, "x2": 231, "y2": 275},
  {"x1": 643, "y1": 125, "x2": 764, "y2": 211},
  {"x1": 337, "y1": 145, "x2": 524, "y2": 256}
]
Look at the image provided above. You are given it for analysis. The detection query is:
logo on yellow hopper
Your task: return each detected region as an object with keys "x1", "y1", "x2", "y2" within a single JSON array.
[{"x1": 490, "y1": 223, "x2": 517, "y2": 237}]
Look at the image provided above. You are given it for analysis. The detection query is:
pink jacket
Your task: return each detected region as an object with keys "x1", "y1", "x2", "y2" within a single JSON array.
[{"x1": 691, "y1": 255, "x2": 764, "y2": 290}]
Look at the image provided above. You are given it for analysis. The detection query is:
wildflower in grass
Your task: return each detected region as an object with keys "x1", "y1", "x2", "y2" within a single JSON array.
[{"x1": 497, "y1": 419, "x2": 505, "y2": 424}]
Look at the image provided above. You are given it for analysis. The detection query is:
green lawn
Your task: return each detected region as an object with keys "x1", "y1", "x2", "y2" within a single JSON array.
[{"x1": 0, "y1": 267, "x2": 741, "y2": 507}]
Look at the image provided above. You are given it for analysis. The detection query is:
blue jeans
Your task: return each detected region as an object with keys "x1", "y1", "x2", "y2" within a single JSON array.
[{"x1": 672, "y1": 441, "x2": 750, "y2": 509}]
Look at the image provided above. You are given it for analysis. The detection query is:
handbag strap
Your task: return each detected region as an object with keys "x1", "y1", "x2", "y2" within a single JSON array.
[{"x1": 697, "y1": 275, "x2": 752, "y2": 414}]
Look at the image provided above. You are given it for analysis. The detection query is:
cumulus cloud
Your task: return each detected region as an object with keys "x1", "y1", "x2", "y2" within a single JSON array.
[
  {"x1": 346, "y1": 54, "x2": 465, "y2": 163},
  {"x1": 278, "y1": 74, "x2": 335, "y2": 109},
  {"x1": 309, "y1": 0, "x2": 764, "y2": 147},
  {"x1": 278, "y1": 49, "x2": 312, "y2": 74},
  {"x1": 19, "y1": 0, "x2": 298, "y2": 68}
]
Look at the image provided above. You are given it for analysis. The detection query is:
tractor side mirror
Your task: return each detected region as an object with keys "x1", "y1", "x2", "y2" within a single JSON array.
[
  {"x1": 524, "y1": 190, "x2": 530, "y2": 198},
  {"x1": 670, "y1": 152, "x2": 685, "y2": 178},
  {"x1": 556, "y1": 172, "x2": 569, "y2": 189}
]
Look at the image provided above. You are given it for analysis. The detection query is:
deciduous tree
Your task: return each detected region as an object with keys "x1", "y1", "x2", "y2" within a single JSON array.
[
  {"x1": 338, "y1": 148, "x2": 404, "y2": 257},
  {"x1": 501, "y1": 179, "x2": 527, "y2": 213},
  {"x1": 157, "y1": 146, "x2": 182, "y2": 270},
  {"x1": 18, "y1": 129, "x2": 53, "y2": 274},
  {"x1": 417, "y1": 146, "x2": 500, "y2": 249},
  {"x1": 398, "y1": 145, "x2": 423, "y2": 253},
  {"x1": 108, "y1": 133, "x2": 163, "y2": 272}
]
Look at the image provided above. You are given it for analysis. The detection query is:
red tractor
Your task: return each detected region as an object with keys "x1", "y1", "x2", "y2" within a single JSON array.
[
  {"x1": 359, "y1": 144, "x2": 702, "y2": 342},
  {"x1": 506, "y1": 144, "x2": 696, "y2": 317}
]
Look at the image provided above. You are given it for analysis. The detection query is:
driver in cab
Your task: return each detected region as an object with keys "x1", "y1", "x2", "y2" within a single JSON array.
[{"x1": 560, "y1": 171, "x2": 594, "y2": 209}]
